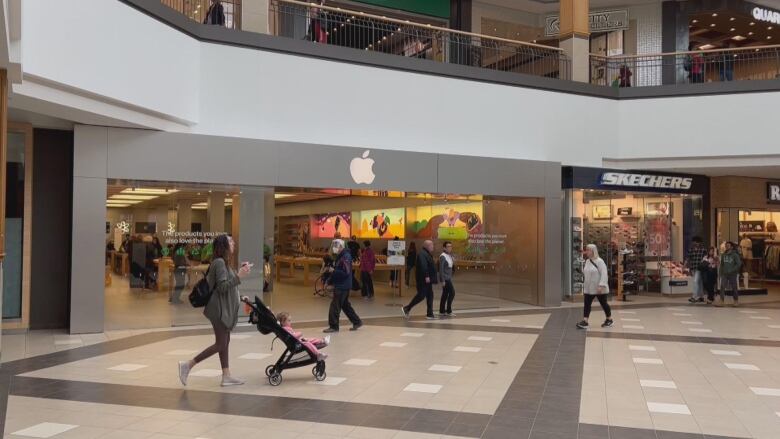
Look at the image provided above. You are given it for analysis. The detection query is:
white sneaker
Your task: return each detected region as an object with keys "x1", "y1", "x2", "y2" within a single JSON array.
[
  {"x1": 178, "y1": 361, "x2": 190, "y2": 386},
  {"x1": 324, "y1": 335, "x2": 331, "y2": 345},
  {"x1": 221, "y1": 376, "x2": 245, "y2": 387}
]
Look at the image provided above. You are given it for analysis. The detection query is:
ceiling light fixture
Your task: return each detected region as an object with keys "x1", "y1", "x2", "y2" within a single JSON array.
[
  {"x1": 712, "y1": 13, "x2": 718, "y2": 17},
  {"x1": 730, "y1": 17, "x2": 735, "y2": 21},
  {"x1": 110, "y1": 194, "x2": 158, "y2": 201},
  {"x1": 730, "y1": 27, "x2": 736, "y2": 31},
  {"x1": 121, "y1": 188, "x2": 178, "y2": 195},
  {"x1": 710, "y1": 23, "x2": 716, "y2": 27},
  {"x1": 692, "y1": 19, "x2": 698, "y2": 23}
]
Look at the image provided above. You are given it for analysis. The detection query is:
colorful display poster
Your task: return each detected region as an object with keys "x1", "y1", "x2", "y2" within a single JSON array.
[
  {"x1": 410, "y1": 202, "x2": 483, "y2": 240},
  {"x1": 354, "y1": 208, "x2": 405, "y2": 239},
  {"x1": 645, "y1": 215, "x2": 670, "y2": 257},
  {"x1": 310, "y1": 212, "x2": 351, "y2": 238}
]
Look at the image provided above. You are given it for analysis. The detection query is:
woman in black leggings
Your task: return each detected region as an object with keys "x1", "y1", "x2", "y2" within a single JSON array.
[
  {"x1": 178, "y1": 235, "x2": 251, "y2": 387},
  {"x1": 577, "y1": 244, "x2": 613, "y2": 329}
]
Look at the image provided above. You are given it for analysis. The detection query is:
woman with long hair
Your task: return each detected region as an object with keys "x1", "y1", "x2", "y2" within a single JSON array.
[
  {"x1": 576, "y1": 244, "x2": 613, "y2": 329},
  {"x1": 178, "y1": 235, "x2": 251, "y2": 387}
]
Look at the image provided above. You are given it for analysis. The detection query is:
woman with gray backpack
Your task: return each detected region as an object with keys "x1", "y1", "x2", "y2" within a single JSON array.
[{"x1": 178, "y1": 235, "x2": 251, "y2": 387}]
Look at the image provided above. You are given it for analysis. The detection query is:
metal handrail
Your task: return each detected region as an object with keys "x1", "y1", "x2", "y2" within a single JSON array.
[
  {"x1": 590, "y1": 45, "x2": 780, "y2": 87},
  {"x1": 277, "y1": 0, "x2": 562, "y2": 53}
]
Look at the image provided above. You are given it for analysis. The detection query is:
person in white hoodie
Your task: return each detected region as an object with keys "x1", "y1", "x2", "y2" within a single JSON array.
[{"x1": 577, "y1": 244, "x2": 613, "y2": 329}]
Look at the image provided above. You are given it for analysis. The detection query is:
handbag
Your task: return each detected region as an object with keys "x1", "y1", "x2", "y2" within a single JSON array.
[{"x1": 188, "y1": 267, "x2": 212, "y2": 308}]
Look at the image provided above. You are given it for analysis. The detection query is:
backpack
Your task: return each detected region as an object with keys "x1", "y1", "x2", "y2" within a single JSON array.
[{"x1": 188, "y1": 267, "x2": 212, "y2": 308}]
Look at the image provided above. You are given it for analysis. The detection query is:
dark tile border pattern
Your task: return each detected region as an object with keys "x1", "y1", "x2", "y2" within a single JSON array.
[{"x1": 2, "y1": 300, "x2": 778, "y2": 438}]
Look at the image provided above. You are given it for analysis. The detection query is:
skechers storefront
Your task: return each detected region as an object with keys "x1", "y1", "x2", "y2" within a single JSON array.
[
  {"x1": 71, "y1": 126, "x2": 561, "y2": 333},
  {"x1": 563, "y1": 167, "x2": 710, "y2": 301}
]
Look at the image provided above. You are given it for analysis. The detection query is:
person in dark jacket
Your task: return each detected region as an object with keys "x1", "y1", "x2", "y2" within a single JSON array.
[
  {"x1": 405, "y1": 242, "x2": 417, "y2": 286},
  {"x1": 401, "y1": 240, "x2": 438, "y2": 319},
  {"x1": 324, "y1": 239, "x2": 363, "y2": 333},
  {"x1": 203, "y1": 0, "x2": 225, "y2": 26},
  {"x1": 347, "y1": 235, "x2": 361, "y2": 291},
  {"x1": 360, "y1": 241, "x2": 375, "y2": 299}
]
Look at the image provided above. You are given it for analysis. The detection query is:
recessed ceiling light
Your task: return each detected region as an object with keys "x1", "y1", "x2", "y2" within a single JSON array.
[
  {"x1": 106, "y1": 203, "x2": 131, "y2": 208},
  {"x1": 732, "y1": 35, "x2": 746, "y2": 41},
  {"x1": 692, "y1": 19, "x2": 699, "y2": 23},
  {"x1": 769, "y1": 26, "x2": 774, "y2": 30},
  {"x1": 699, "y1": 44, "x2": 715, "y2": 50},
  {"x1": 750, "y1": 22, "x2": 755, "y2": 26},
  {"x1": 712, "y1": 13, "x2": 718, "y2": 17},
  {"x1": 749, "y1": 31, "x2": 754, "y2": 35},
  {"x1": 710, "y1": 23, "x2": 716, "y2": 27},
  {"x1": 121, "y1": 188, "x2": 178, "y2": 195},
  {"x1": 768, "y1": 36, "x2": 773, "y2": 39},
  {"x1": 110, "y1": 194, "x2": 157, "y2": 201},
  {"x1": 730, "y1": 17, "x2": 735, "y2": 21},
  {"x1": 730, "y1": 28, "x2": 736, "y2": 31}
]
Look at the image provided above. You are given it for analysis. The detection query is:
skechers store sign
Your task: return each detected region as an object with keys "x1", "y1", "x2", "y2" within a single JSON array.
[{"x1": 601, "y1": 173, "x2": 693, "y2": 191}]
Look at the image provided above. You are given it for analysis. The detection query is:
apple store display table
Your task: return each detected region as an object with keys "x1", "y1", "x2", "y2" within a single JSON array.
[{"x1": 273, "y1": 255, "x2": 406, "y2": 296}]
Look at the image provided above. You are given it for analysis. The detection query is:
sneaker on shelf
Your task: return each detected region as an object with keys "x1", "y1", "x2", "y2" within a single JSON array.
[
  {"x1": 221, "y1": 376, "x2": 245, "y2": 387},
  {"x1": 601, "y1": 319, "x2": 614, "y2": 328},
  {"x1": 177, "y1": 361, "x2": 190, "y2": 386},
  {"x1": 576, "y1": 320, "x2": 589, "y2": 329}
]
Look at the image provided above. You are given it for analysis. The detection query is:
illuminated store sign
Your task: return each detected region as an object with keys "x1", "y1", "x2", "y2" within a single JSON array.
[
  {"x1": 545, "y1": 10, "x2": 629, "y2": 36},
  {"x1": 769, "y1": 182, "x2": 780, "y2": 203},
  {"x1": 753, "y1": 6, "x2": 780, "y2": 25},
  {"x1": 600, "y1": 173, "x2": 693, "y2": 190}
]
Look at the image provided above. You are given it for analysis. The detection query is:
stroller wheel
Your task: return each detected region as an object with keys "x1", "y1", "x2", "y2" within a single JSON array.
[
  {"x1": 313, "y1": 365, "x2": 326, "y2": 381},
  {"x1": 269, "y1": 372, "x2": 283, "y2": 386},
  {"x1": 265, "y1": 365, "x2": 275, "y2": 377}
]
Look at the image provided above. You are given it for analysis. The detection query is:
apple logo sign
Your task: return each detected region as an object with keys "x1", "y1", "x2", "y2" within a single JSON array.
[{"x1": 350, "y1": 150, "x2": 376, "y2": 184}]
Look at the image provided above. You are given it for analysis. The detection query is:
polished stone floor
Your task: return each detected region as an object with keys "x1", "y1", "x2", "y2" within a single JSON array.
[{"x1": 3, "y1": 292, "x2": 780, "y2": 438}]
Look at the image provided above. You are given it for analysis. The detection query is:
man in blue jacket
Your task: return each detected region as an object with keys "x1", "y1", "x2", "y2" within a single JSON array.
[{"x1": 324, "y1": 239, "x2": 363, "y2": 333}]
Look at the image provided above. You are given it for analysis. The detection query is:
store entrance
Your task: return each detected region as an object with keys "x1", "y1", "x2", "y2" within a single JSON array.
[
  {"x1": 566, "y1": 190, "x2": 704, "y2": 299},
  {"x1": 104, "y1": 182, "x2": 542, "y2": 330}
]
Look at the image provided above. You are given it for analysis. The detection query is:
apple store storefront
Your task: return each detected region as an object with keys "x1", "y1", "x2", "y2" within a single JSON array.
[{"x1": 74, "y1": 127, "x2": 561, "y2": 333}]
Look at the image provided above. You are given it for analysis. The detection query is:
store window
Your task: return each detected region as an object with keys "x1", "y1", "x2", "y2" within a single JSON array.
[
  {"x1": 3, "y1": 132, "x2": 27, "y2": 319},
  {"x1": 103, "y1": 181, "x2": 542, "y2": 330},
  {"x1": 717, "y1": 208, "x2": 780, "y2": 286}
]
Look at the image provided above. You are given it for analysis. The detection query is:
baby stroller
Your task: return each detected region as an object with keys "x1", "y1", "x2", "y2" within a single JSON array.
[
  {"x1": 243, "y1": 297, "x2": 327, "y2": 386},
  {"x1": 313, "y1": 254, "x2": 335, "y2": 297}
]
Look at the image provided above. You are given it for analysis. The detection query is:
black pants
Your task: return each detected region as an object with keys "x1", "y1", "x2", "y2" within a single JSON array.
[
  {"x1": 405, "y1": 283, "x2": 434, "y2": 317},
  {"x1": 328, "y1": 289, "x2": 362, "y2": 330},
  {"x1": 703, "y1": 268, "x2": 717, "y2": 301},
  {"x1": 583, "y1": 294, "x2": 611, "y2": 319},
  {"x1": 440, "y1": 280, "x2": 455, "y2": 314},
  {"x1": 194, "y1": 320, "x2": 231, "y2": 369},
  {"x1": 360, "y1": 271, "x2": 374, "y2": 298}
]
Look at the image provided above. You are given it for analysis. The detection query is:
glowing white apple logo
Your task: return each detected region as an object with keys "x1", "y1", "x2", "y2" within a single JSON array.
[{"x1": 350, "y1": 150, "x2": 376, "y2": 184}]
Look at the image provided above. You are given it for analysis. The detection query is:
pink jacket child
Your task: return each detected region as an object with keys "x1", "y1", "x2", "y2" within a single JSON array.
[{"x1": 276, "y1": 312, "x2": 329, "y2": 360}]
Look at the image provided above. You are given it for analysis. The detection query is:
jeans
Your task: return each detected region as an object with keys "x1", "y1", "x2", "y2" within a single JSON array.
[
  {"x1": 583, "y1": 294, "x2": 611, "y2": 319},
  {"x1": 194, "y1": 320, "x2": 231, "y2": 369},
  {"x1": 720, "y1": 274, "x2": 739, "y2": 302},
  {"x1": 404, "y1": 283, "x2": 434, "y2": 317},
  {"x1": 171, "y1": 268, "x2": 186, "y2": 303},
  {"x1": 692, "y1": 270, "x2": 704, "y2": 299},
  {"x1": 360, "y1": 271, "x2": 374, "y2": 298},
  {"x1": 328, "y1": 289, "x2": 362, "y2": 330},
  {"x1": 439, "y1": 280, "x2": 455, "y2": 314}
]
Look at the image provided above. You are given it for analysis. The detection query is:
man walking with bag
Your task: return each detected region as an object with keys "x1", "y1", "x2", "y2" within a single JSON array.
[{"x1": 323, "y1": 239, "x2": 363, "y2": 332}]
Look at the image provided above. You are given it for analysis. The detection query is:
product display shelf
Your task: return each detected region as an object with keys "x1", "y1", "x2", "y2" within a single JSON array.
[{"x1": 571, "y1": 217, "x2": 584, "y2": 296}]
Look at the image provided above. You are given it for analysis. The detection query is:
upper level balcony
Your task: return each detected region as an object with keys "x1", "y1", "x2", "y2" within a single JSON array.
[{"x1": 150, "y1": 0, "x2": 780, "y2": 97}]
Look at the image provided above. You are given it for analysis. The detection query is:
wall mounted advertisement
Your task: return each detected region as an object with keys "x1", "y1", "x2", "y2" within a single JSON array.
[
  {"x1": 354, "y1": 208, "x2": 405, "y2": 239},
  {"x1": 410, "y1": 202, "x2": 483, "y2": 240},
  {"x1": 592, "y1": 205, "x2": 612, "y2": 220},
  {"x1": 310, "y1": 212, "x2": 351, "y2": 238}
]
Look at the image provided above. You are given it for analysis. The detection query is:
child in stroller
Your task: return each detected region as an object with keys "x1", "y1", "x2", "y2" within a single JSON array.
[
  {"x1": 276, "y1": 311, "x2": 329, "y2": 361},
  {"x1": 243, "y1": 297, "x2": 327, "y2": 386}
]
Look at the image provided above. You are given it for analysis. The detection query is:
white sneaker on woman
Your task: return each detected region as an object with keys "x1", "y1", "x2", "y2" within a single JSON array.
[
  {"x1": 221, "y1": 376, "x2": 245, "y2": 387},
  {"x1": 178, "y1": 361, "x2": 190, "y2": 386}
]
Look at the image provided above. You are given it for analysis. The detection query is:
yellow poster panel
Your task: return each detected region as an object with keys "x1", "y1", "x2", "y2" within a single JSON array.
[
  {"x1": 410, "y1": 202, "x2": 484, "y2": 240},
  {"x1": 354, "y1": 208, "x2": 405, "y2": 239}
]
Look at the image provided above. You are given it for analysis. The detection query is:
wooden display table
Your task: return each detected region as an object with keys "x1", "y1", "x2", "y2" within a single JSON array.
[
  {"x1": 112, "y1": 252, "x2": 129, "y2": 276},
  {"x1": 273, "y1": 255, "x2": 405, "y2": 296},
  {"x1": 455, "y1": 259, "x2": 496, "y2": 270}
]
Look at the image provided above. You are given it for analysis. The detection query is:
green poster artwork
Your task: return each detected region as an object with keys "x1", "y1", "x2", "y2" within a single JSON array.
[{"x1": 352, "y1": 0, "x2": 450, "y2": 19}]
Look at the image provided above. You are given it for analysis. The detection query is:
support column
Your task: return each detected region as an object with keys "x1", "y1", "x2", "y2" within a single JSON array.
[
  {"x1": 235, "y1": 187, "x2": 269, "y2": 302},
  {"x1": 207, "y1": 192, "x2": 225, "y2": 233},
  {"x1": 0, "y1": 69, "x2": 7, "y2": 351},
  {"x1": 177, "y1": 200, "x2": 192, "y2": 233},
  {"x1": 558, "y1": 0, "x2": 590, "y2": 82},
  {"x1": 242, "y1": 0, "x2": 269, "y2": 33}
]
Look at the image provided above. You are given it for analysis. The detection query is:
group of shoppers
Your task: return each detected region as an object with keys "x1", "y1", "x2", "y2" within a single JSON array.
[
  {"x1": 687, "y1": 237, "x2": 742, "y2": 306},
  {"x1": 401, "y1": 240, "x2": 456, "y2": 320}
]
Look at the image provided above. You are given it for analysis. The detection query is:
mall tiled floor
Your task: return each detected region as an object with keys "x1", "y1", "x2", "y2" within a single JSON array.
[{"x1": 3, "y1": 291, "x2": 780, "y2": 438}]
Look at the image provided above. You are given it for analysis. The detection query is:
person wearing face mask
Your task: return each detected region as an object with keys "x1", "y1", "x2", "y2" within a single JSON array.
[{"x1": 323, "y1": 239, "x2": 363, "y2": 333}]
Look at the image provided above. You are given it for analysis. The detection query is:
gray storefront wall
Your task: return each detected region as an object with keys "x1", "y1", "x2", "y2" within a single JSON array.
[{"x1": 72, "y1": 125, "x2": 562, "y2": 334}]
